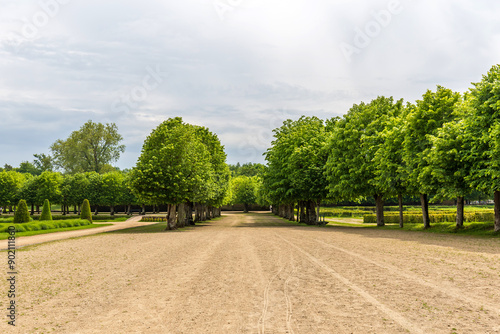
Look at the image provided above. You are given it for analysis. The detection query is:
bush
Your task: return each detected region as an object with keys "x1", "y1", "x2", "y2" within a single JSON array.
[
  {"x1": 13, "y1": 199, "x2": 31, "y2": 224},
  {"x1": 80, "y1": 199, "x2": 92, "y2": 223},
  {"x1": 40, "y1": 199, "x2": 53, "y2": 221},
  {"x1": 363, "y1": 211, "x2": 495, "y2": 224}
]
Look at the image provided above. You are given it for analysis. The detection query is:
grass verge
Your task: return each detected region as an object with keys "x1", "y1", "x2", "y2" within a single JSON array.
[{"x1": 0, "y1": 223, "x2": 113, "y2": 239}]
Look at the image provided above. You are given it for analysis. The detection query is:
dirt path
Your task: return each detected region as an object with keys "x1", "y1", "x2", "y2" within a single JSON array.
[
  {"x1": 0, "y1": 216, "x2": 156, "y2": 250},
  {"x1": 1, "y1": 212, "x2": 499, "y2": 333}
]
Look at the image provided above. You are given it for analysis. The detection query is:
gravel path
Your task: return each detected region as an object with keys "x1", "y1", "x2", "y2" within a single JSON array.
[{"x1": 1, "y1": 212, "x2": 499, "y2": 333}]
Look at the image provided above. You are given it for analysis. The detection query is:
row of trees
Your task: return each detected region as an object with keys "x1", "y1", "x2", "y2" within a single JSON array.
[
  {"x1": 263, "y1": 64, "x2": 500, "y2": 232},
  {"x1": 0, "y1": 170, "x2": 136, "y2": 215},
  {"x1": 129, "y1": 117, "x2": 231, "y2": 229}
]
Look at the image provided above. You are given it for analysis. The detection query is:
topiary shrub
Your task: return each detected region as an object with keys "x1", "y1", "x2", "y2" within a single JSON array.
[
  {"x1": 13, "y1": 199, "x2": 31, "y2": 224},
  {"x1": 40, "y1": 199, "x2": 53, "y2": 221},
  {"x1": 80, "y1": 199, "x2": 92, "y2": 223}
]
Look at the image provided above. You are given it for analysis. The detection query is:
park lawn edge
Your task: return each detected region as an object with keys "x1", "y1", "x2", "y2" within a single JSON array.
[{"x1": 0, "y1": 223, "x2": 113, "y2": 240}]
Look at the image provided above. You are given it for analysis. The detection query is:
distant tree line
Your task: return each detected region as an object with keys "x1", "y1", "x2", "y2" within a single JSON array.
[{"x1": 262, "y1": 64, "x2": 500, "y2": 232}]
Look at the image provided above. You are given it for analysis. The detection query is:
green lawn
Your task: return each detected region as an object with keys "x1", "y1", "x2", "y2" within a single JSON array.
[{"x1": 0, "y1": 218, "x2": 117, "y2": 239}]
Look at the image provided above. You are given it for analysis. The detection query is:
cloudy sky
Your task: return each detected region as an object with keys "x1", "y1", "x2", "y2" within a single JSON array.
[{"x1": 1, "y1": 0, "x2": 499, "y2": 169}]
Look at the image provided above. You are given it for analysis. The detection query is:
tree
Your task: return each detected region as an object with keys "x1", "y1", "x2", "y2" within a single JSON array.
[
  {"x1": 34, "y1": 171, "x2": 63, "y2": 206},
  {"x1": 101, "y1": 171, "x2": 124, "y2": 215},
  {"x1": 17, "y1": 161, "x2": 39, "y2": 175},
  {"x1": 263, "y1": 116, "x2": 328, "y2": 224},
  {"x1": 0, "y1": 171, "x2": 26, "y2": 214},
  {"x1": 61, "y1": 173, "x2": 90, "y2": 214},
  {"x1": 40, "y1": 199, "x2": 53, "y2": 221},
  {"x1": 80, "y1": 199, "x2": 92, "y2": 223},
  {"x1": 326, "y1": 96, "x2": 403, "y2": 226},
  {"x1": 50, "y1": 120, "x2": 125, "y2": 174},
  {"x1": 33, "y1": 153, "x2": 54, "y2": 173},
  {"x1": 464, "y1": 64, "x2": 500, "y2": 232},
  {"x1": 403, "y1": 86, "x2": 461, "y2": 228},
  {"x1": 372, "y1": 109, "x2": 409, "y2": 227},
  {"x1": 130, "y1": 118, "x2": 223, "y2": 229},
  {"x1": 13, "y1": 199, "x2": 30, "y2": 224},
  {"x1": 230, "y1": 176, "x2": 258, "y2": 212}
]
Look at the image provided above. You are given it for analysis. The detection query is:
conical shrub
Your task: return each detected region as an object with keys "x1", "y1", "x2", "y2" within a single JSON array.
[
  {"x1": 13, "y1": 199, "x2": 31, "y2": 224},
  {"x1": 40, "y1": 199, "x2": 53, "y2": 221},
  {"x1": 80, "y1": 199, "x2": 92, "y2": 223}
]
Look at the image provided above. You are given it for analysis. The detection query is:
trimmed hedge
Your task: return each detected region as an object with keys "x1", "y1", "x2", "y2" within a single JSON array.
[
  {"x1": 140, "y1": 216, "x2": 167, "y2": 222},
  {"x1": 0, "y1": 219, "x2": 92, "y2": 233},
  {"x1": 30, "y1": 214, "x2": 129, "y2": 221},
  {"x1": 40, "y1": 199, "x2": 53, "y2": 221},
  {"x1": 363, "y1": 211, "x2": 495, "y2": 224},
  {"x1": 13, "y1": 199, "x2": 31, "y2": 224}
]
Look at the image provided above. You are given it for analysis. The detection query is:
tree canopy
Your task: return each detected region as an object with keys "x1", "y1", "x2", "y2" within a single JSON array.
[{"x1": 51, "y1": 120, "x2": 125, "y2": 174}]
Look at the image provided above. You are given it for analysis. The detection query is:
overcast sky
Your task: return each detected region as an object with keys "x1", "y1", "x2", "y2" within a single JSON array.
[{"x1": 1, "y1": 0, "x2": 499, "y2": 169}]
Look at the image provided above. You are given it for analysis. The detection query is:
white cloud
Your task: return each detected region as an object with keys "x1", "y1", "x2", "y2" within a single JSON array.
[{"x1": 0, "y1": 0, "x2": 499, "y2": 168}]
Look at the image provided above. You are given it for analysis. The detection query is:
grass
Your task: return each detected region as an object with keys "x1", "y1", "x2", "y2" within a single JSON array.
[
  {"x1": 0, "y1": 222, "x2": 113, "y2": 239},
  {"x1": 367, "y1": 221, "x2": 500, "y2": 237}
]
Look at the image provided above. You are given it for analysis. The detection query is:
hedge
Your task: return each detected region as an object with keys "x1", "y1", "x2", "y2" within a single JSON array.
[
  {"x1": 363, "y1": 211, "x2": 495, "y2": 224},
  {"x1": 140, "y1": 216, "x2": 167, "y2": 222},
  {"x1": 0, "y1": 219, "x2": 92, "y2": 233}
]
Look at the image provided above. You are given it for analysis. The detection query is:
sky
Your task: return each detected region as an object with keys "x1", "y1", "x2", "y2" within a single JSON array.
[{"x1": 1, "y1": 0, "x2": 499, "y2": 169}]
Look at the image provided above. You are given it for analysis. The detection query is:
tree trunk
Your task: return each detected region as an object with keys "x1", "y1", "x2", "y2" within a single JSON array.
[
  {"x1": 110, "y1": 205, "x2": 115, "y2": 216},
  {"x1": 398, "y1": 193, "x2": 404, "y2": 228},
  {"x1": 177, "y1": 203, "x2": 186, "y2": 228},
  {"x1": 289, "y1": 203, "x2": 295, "y2": 222},
  {"x1": 456, "y1": 196, "x2": 464, "y2": 228},
  {"x1": 36, "y1": 205, "x2": 40, "y2": 214},
  {"x1": 375, "y1": 194, "x2": 384, "y2": 227},
  {"x1": 316, "y1": 201, "x2": 321, "y2": 223},
  {"x1": 494, "y1": 191, "x2": 500, "y2": 232},
  {"x1": 166, "y1": 204, "x2": 177, "y2": 230},
  {"x1": 420, "y1": 193, "x2": 430, "y2": 229},
  {"x1": 62, "y1": 205, "x2": 67, "y2": 216},
  {"x1": 141, "y1": 204, "x2": 146, "y2": 215},
  {"x1": 243, "y1": 203, "x2": 249, "y2": 213},
  {"x1": 126, "y1": 204, "x2": 131, "y2": 215},
  {"x1": 299, "y1": 201, "x2": 306, "y2": 223},
  {"x1": 74, "y1": 205, "x2": 77, "y2": 214},
  {"x1": 31, "y1": 203, "x2": 35, "y2": 216},
  {"x1": 94, "y1": 206, "x2": 99, "y2": 215},
  {"x1": 305, "y1": 200, "x2": 317, "y2": 225},
  {"x1": 78, "y1": 204, "x2": 81, "y2": 215}
]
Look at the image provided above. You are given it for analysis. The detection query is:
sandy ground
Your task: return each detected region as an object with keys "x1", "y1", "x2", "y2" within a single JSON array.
[{"x1": 1, "y1": 211, "x2": 499, "y2": 333}]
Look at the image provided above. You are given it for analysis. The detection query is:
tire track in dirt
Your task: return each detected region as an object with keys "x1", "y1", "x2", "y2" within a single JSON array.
[
  {"x1": 276, "y1": 233, "x2": 425, "y2": 334},
  {"x1": 312, "y1": 238, "x2": 500, "y2": 316},
  {"x1": 258, "y1": 263, "x2": 285, "y2": 334},
  {"x1": 283, "y1": 255, "x2": 297, "y2": 334}
]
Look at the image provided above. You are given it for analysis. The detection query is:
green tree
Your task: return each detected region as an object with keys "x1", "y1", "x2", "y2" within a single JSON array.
[
  {"x1": 17, "y1": 161, "x2": 39, "y2": 175},
  {"x1": 40, "y1": 199, "x2": 53, "y2": 221},
  {"x1": 263, "y1": 116, "x2": 328, "y2": 224},
  {"x1": 464, "y1": 64, "x2": 500, "y2": 232},
  {"x1": 13, "y1": 199, "x2": 30, "y2": 224},
  {"x1": 101, "y1": 171, "x2": 124, "y2": 215},
  {"x1": 403, "y1": 86, "x2": 461, "y2": 228},
  {"x1": 130, "y1": 118, "x2": 216, "y2": 229},
  {"x1": 372, "y1": 109, "x2": 409, "y2": 227},
  {"x1": 230, "y1": 176, "x2": 258, "y2": 212},
  {"x1": 35, "y1": 171, "x2": 63, "y2": 206},
  {"x1": 326, "y1": 97, "x2": 403, "y2": 226},
  {"x1": 33, "y1": 153, "x2": 54, "y2": 173},
  {"x1": 0, "y1": 171, "x2": 27, "y2": 214},
  {"x1": 80, "y1": 199, "x2": 92, "y2": 223},
  {"x1": 50, "y1": 120, "x2": 125, "y2": 174}
]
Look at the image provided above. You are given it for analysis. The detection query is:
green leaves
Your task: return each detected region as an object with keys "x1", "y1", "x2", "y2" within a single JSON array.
[
  {"x1": 51, "y1": 121, "x2": 125, "y2": 174},
  {"x1": 130, "y1": 117, "x2": 229, "y2": 207}
]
